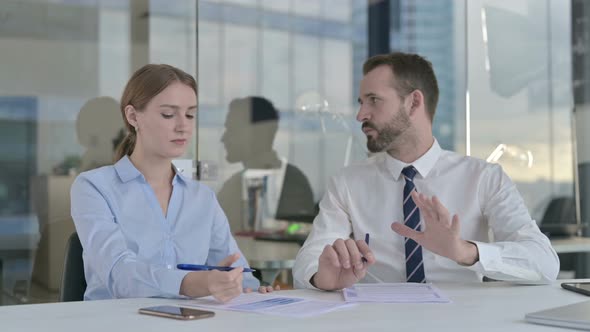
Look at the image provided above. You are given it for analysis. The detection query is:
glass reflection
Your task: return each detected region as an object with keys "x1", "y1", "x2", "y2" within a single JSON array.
[
  {"x1": 470, "y1": 0, "x2": 575, "y2": 229},
  {"x1": 218, "y1": 97, "x2": 315, "y2": 233}
]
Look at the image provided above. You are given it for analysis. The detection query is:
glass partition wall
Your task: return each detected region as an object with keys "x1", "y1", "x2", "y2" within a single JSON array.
[
  {"x1": 0, "y1": 0, "x2": 196, "y2": 305},
  {"x1": 389, "y1": 0, "x2": 577, "y2": 274},
  {"x1": 389, "y1": 0, "x2": 575, "y2": 231},
  {"x1": 468, "y1": 0, "x2": 575, "y2": 233},
  {"x1": 197, "y1": 0, "x2": 368, "y2": 234}
]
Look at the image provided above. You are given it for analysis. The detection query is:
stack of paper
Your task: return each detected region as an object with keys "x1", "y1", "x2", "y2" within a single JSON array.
[
  {"x1": 343, "y1": 283, "x2": 451, "y2": 303},
  {"x1": 183, "y1": 293, "x2": 355, "y2": 318}
]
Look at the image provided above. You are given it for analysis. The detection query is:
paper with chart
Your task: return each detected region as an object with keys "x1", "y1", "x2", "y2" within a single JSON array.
[
  {"x1": 182, "y1": 293, "x2": 355, "y2": 318},
  {"x1": 343, "y1": 283, "x2": 451, "y2": 303}
]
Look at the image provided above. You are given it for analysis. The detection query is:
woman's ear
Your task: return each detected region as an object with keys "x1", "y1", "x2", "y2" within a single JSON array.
[{"x1": 124, "y1": 105, "x2": 138, "y2": 130}]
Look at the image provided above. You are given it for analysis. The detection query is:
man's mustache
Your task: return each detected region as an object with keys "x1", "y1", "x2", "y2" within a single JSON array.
[{"x1": 362, "y1": 122, "x2": 377, "y2": 131}]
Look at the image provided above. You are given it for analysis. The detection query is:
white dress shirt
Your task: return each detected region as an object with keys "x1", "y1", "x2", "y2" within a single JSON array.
[{"x1": 293, "y1": 139, "x2": 559, "y2": 289}]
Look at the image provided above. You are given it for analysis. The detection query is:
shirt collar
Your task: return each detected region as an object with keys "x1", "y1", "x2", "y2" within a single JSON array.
[
  {"x1": 114, "y1": 155, "x2": 187, "y2": 186},
  {"x1": 383, "y1": 138, "x2": 442, "y2": 181},
  {"x1": 114, "y1": 156, "x2": 143, "y2": 183},
  {"x1": 171, "y1": 164, "x2": 189, "y2": 186}
]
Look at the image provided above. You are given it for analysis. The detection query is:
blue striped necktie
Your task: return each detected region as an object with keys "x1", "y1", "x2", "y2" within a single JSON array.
[{"x1": 402, "y1": 166, "x2": 426, "y2": 283}]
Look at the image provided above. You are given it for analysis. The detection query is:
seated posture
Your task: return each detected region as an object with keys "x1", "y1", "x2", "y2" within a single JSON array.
[
  {"x1": 71, "y1": 64, "x2": 274, "y2": 301},
  {"x1": 293, "y1": 52, "x2": 559, "y2": 291}
]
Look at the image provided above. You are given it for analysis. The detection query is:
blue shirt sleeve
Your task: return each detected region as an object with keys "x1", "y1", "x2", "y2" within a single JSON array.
[{"x1": 206, "y1": 193, "x2": 261, "y2": 290}]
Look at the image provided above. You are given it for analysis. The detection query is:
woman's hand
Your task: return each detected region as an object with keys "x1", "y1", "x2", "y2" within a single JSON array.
[{"x1": 180, "y1": 253, "x2": 245, "y2": 303}]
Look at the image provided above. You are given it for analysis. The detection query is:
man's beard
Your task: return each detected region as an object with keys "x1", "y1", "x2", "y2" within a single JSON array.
[{"x1": 363, "y1": 107, "x2": 411, "y2": 153}]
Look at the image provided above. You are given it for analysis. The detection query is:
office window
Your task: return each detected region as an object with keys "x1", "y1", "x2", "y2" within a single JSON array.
[
  {"x1": 390, "y1": 0, "x2": 575, "y2": 231},
  {"x1": 468, "y1": 0, "x2": 574, "y2": 228}
]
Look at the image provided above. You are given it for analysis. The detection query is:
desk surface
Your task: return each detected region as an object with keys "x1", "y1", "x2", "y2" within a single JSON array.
[{"x1": 1, "y1": 280, "x2": 589, "y2": 331}]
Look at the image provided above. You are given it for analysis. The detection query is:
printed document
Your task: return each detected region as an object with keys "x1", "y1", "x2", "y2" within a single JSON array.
[
  {"x1": 343, "y1": 283, "x2": 450, "y2": 303},
  {"x1": 182, "y1": 293, "x2": 355, "y2": 318}
]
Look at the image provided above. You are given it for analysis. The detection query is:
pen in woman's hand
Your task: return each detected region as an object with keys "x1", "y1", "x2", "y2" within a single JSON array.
[{"x1": 177, "y1": 264, "x2": 256, "y2": 273}]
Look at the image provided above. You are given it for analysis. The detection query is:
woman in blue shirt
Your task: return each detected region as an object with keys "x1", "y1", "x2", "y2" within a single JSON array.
[{"x1": 71, "y1": 64, "x2": 274, "y2": 302}]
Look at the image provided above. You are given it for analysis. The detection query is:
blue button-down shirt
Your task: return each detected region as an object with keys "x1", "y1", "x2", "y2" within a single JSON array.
[{"x1": 70, "y1": 156, "x2": 259, "y2": 300}]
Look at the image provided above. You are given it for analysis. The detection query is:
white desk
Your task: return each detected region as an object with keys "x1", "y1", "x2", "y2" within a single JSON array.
[{"x1": 1, "y1": 280, "x2": 589, "y2": 331}]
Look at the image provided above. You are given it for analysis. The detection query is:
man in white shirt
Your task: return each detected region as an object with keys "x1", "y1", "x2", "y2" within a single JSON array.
[{"x1": 293, "y1": 52, "x2": 559, "y2": 290}]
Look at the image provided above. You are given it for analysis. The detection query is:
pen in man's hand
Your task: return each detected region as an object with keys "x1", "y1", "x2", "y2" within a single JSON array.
[
  {"x1": 362, "y1": 233, "x2": 370, "y2": 263},
  {"x1": 177, "y1": 264, "x2": 256, "y2": 273}
]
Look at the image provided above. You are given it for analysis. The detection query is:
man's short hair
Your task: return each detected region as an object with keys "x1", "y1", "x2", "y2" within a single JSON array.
[{"x1": 363, "y1": 52, "x2": 439, "y2": 121}]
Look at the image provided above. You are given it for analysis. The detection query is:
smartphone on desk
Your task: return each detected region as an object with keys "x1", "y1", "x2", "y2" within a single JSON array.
[
  {"x1": 561, "y1": 282, "x2": 590, "y2": 296},
  {"x1": 138, "y1": 305, "x2": 215, "y2": 320}
]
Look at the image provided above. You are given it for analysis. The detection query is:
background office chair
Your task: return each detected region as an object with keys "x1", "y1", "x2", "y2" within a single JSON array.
[
  {"x1": 59, "y1": 232, "x2": 86, "y2": 302},
  {"x1": 539, "y1": 196, "x2": 578, "y2": 237}
]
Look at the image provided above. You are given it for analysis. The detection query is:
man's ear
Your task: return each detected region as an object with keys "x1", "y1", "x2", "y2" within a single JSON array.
[
  {"x1": 124, "y1": 105, "x2": 138, "y2": 129},
  {"x1": 408, "y1": 90, "x2": 424, "y2": 116}
]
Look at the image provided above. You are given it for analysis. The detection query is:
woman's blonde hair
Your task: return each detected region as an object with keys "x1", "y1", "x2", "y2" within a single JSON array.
[{"x1": 114, "y1": 64, "x2": 197, "y2": 161}]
